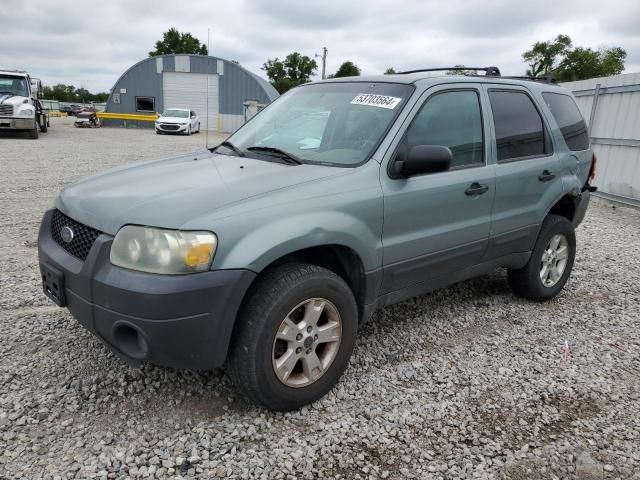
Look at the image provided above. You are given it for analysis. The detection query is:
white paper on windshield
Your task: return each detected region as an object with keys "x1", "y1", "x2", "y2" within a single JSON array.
[{"x1": 350, "y1": 94, "x2": 402, "y2": 109}]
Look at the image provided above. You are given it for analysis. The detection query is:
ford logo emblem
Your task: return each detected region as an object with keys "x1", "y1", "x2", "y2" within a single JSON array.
[{"x1": 60, "y1": 226, "x2": 74, "y2": 243}]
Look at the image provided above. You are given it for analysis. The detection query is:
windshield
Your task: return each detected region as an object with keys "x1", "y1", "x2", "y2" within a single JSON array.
[
  {"x1": 0, "y1": 75, "x2": 29, "y2": 97},
  {"x1": 162, "y1": 109, "x2": 189, "y2": 118},
  {"x1": 225, "y1": 82, "x2": 414, "y2": 166}
]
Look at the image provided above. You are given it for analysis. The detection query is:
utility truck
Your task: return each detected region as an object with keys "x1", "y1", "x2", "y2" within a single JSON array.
[{"x1": 0, "y1": 69, "x2": 49, "y2": 139}]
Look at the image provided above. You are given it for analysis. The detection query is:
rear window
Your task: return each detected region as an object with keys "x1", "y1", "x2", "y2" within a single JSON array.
[
  {"x1": 542, "y1": 92, "x2": 589, "y2": 151},
  {"x1": 488, "y1": 90, "x2": 547, "y2": 161}
]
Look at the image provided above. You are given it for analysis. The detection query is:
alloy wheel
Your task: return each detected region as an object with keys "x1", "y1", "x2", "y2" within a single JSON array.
[
  {"x1": 271, "y1": 298, "x2": 342, "y2": 388},
  {"x1": 540, "y1": 233, "x2": 569, "y2": 287}
]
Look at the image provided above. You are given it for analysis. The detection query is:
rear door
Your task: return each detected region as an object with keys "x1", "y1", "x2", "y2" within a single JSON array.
[
  {"x1": 483, "y1": 86, "x2": 564, "y2": 258},
  {"x1": 380, "y1": 84, "x2": 495, "y2": 294}
]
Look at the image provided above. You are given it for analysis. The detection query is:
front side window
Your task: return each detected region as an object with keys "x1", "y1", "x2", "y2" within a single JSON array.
[
  {"x1": 488, "y1": 90, "x2": 547, "y2": 161},
  {"x1": 224, "y1": 82, "x2": 414, "y2": 167},
  {"x1": 542, "y1": 92, "x2": 589, "y2": 151},
  {"x1": 405, "y1": 90, "x2": 484, "y2": 169},
  {"x1": 136, "y1": 96, "x2": 155, "y2": 112}
]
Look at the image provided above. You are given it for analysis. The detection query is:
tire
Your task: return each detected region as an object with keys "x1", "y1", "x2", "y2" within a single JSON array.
[
  {"x1": 39, "y1": 115, "x2": 48, "y2": 133},
  {"x1": 156, "y1": 130, "x2": 162, "y2": 135},
  {"x1": 508, "y1": 214, "x2": 576, "y2": 301},
  {"x1": 196, "y1": 122, "x2": 200, "y2": 133},
  {"x1": 186, "y1": 125, "x2": 191, "y2": 136},
  {"x1": 28, "y1": 121, "x2": 38, "y2": 139},
  {"x1": 228, "y1": 263, "x2": 358, "y2": 411}
]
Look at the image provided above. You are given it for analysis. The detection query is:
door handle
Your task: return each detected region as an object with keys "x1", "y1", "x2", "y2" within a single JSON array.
[
  {"x1": 465, "y1": 182, "x2": 489, "y2": 196},
  {"x1": 538, "y1": 170, "x2": 556, "y2": 182}
]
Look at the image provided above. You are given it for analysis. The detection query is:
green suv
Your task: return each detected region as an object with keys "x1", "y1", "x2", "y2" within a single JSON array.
[{"x1": 39, "y1": 67, "x2": 596, "y2": 410}]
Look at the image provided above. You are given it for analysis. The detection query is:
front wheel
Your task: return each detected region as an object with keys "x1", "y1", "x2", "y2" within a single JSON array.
[
  {"x1": 228, "y1": 263, "x2": 358, "y2": 411},
  {"x1": 28, "y1": 120, "x2": 39, "y2": 139},
  {"x1": 508, "y1": 214, "x2": 576, "y2": 301},
  {"x1": 39, "y1": 115, "x2": 48, "y2": 133}
]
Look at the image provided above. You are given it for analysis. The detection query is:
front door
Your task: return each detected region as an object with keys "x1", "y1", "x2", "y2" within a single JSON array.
[{"x1": 380, "y1": 85, "x2": 495, "y2": 294}]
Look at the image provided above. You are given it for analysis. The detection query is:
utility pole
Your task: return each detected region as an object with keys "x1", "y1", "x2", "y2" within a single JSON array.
[{"x1": 315, "y1": 47, "x2": 327, "y2": 79}]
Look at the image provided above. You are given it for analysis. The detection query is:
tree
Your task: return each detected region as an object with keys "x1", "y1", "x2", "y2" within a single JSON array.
[
  {"x1": 384, "y1": 67, "x2": 396, "y2": 74},
  {"x1": 523, "y1": 34, "x2": 626, "y2": 81},
  {"x1": 446, "y1": 65, "x2": 478, "y2": 76},
  {"x1": 42, "y1": 84, "x2": 109, "y2": 103},
  {"x1": 74, "y1": 87, "x2": 91, "y2": 103},
  {"x1": 262, "y1": 52, "x2": 317, "y2": 93},
  {"x1": 554, "y1": 47, "x2": 626, "y2": 82},
  {"x1": 522, "y1": 34, "x2": 572, "y2": 77},
  {"x1": 149, "y1": 28, "x2": 207, "y2": 57},
  {"x1": 333, "y1": 61, "x2": 361, "y2": 78}
]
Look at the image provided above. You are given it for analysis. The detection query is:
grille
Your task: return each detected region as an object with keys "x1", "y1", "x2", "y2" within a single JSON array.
[
  {"x1": 51, "y1": 210, "x2": 102, "y2": 261},
  {"x1": 160, "y1": 123, "x2": 180, "y2": 131},
  {"x1": 0, "y1": 104, "x2": 13, "y2": 116}
]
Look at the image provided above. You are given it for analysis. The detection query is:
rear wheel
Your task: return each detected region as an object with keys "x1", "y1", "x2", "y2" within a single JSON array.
[
  {"x1": 508, "y1": 214, "x2": 576, "y2": 301},
  {"x1": 228, "y1": 263, "x2": 358, "y2": 411}
]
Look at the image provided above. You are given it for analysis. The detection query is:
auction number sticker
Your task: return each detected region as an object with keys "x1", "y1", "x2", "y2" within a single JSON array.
[{"x1": 351, "y1": 94, "x2": 402, "y2": 109}]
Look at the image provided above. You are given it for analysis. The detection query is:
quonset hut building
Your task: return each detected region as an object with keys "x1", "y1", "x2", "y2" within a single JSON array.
[{"x1": 103, "y1": 54, "x2": 279, "y2": 133}]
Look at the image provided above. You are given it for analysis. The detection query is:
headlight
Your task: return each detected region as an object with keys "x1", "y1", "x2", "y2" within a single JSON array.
[
  {"x1": 21, "y1": 108, "x2": 34, "y2": 116},
  {"x1": 110, "y1": 226, "x2": 217, "y2": 274}
]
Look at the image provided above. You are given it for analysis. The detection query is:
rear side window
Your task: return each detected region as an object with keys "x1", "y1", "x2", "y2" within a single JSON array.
[
  {"x1": 488, "y1": 90, "x2": 546, "y2": 161},
  {"x1": 406, "y1": 90, "x2": 484, "y2": 169},
  {"x1": 542, "y1": 92, "x2": 589, "y2": 151}
]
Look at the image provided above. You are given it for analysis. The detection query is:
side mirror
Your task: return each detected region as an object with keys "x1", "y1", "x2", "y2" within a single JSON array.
[{"x1": 390, "y1": 145, "x2": 452, "y2": 178}]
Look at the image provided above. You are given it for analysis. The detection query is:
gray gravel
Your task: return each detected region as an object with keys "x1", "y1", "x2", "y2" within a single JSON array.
[{"x1": 1, "y1": 117, "x2": 639, "y2": 479}]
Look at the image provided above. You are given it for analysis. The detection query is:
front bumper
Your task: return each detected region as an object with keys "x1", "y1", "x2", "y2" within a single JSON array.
[
  {"x1": 156, "y1": 123, "x2": 188, "y2": 133},
  {"x1": 38, "y1": 210, "x2": 256, "y2": 369},
  {"x1": 0, "y1": 116, "x2": 34, "y2": 130}
]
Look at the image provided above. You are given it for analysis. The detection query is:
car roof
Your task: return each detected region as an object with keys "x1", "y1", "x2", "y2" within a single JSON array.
[
  {"x1": 317, "y1": 74, "x2": 566, "y2": 93},
  {"x1": 164, "y1": 107, "x2": 190, "y2": 111},
  {"x1": 0, "y1": 70, "x2": 28, "y2": 76}
]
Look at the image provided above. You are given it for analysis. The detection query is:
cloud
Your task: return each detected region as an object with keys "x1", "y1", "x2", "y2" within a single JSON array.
[{"x1": 0, "y1": 0, "x2": 637, "y2": 92}]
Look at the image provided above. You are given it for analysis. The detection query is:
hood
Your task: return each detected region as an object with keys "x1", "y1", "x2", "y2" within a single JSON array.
[
  {"x1": 57, "y1": 151, "x2": 343, "y2": 234},
  {"x1": 157, "y1": 116, "x2": 189, "y2": 123},
  {"x1": 0, "y1": 94, "x2": 28, "y2": 106}
]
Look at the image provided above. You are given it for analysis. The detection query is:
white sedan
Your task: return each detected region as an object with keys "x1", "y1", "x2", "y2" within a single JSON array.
[{"x1": 155, "y1": 108, "x2": 200, "y2": 135}]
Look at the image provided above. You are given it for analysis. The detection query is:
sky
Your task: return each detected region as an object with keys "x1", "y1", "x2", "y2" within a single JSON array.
[{"x1": 1, "y1": 0, "x2": 638, "y2": 93}]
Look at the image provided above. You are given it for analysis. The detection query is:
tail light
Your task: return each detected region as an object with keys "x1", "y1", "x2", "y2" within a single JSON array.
[{"x1": 589, "y1": 153, "x2": 597, "y2": 182}]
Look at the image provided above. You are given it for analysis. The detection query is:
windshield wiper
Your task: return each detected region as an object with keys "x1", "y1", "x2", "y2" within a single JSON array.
[
  {"x1": 211, "y1": 141, "x2": 245, "y2": 157},
  {"x1": 246, "y1": 146, "x2": 303, "y2": 165}
]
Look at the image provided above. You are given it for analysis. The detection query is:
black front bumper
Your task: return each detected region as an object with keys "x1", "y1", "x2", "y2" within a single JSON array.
[{"x1": 38, "y1": 210, "x2": 256, "y2": 370}]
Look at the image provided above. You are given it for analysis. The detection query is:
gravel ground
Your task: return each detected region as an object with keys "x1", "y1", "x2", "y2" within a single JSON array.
[{"x1": 1, "y1": 117, "x2": 639, "y2": 479}]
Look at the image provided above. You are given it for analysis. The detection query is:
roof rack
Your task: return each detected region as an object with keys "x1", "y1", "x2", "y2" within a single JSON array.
[
  {"x1": 398, "y1": 66, "x2": 501, "y2": 76},
  {"x1": 397, "y1": 67, "x2": 558, "y2": 84},
  {"x1": 500, "y1": 75, "x2": 557, "y2": 84}
]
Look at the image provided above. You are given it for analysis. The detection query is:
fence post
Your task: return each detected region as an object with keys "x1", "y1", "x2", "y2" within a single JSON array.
[{"x1": 588, "y1": 83, "x2": 601, "y2": 137}]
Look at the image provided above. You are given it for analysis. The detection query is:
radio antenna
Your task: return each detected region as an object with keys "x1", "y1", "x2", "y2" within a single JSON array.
[{"x1": 205, "y1": 27, "x2": 210, "y2": 148}]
